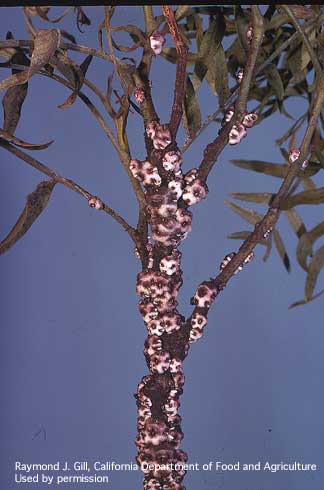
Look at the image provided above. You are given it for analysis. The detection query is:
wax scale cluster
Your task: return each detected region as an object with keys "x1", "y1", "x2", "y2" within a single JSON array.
[{"x1": 130, "y1": 116, "x2": 214, "y2": 489}]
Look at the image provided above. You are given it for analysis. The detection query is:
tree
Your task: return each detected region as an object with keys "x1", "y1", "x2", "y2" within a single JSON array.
[{"x1": 1, "y1": 5, "x2": 323, "y2": 490}]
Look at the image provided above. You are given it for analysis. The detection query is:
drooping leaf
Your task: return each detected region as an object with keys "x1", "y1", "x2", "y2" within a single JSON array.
[
  {"x1": 74, "y1": 7, "x2": 91, "y2": 33},
  {"x1": 275, "y1": 112, "x2": 307, "y2": 147},
  {"x1": 0, "y1": 180, "x2": 56, "y2": 256},
  {"x1": 2, "y1": 84, "x2": 28, "y2": 134},
  {"x1": 312, "y1": 147, "x2": 324, "y2": 169},
  {"x1": 0, "y1": 29, "x2": 60, "y2": 91},
  {"x1": 264, "y1": 63, "x2": 284, "y2": 101},
  {"x1": 234, "y1": 5, "x2": 250, "y2": 56},
  {"x1": 225, "y1": 200, "x2": 263, "y2": 225},
  {"x1": 209, "y1": 43, "x2": 230, "y2": 109},
  {"x1": 281, "y1": 187, "x2": 324, "y2": 209},
  {"x1": 273, "y1": 229, "x2": 291, "y2": 272},
  {"x1": 289, "y1": 289, "x2": 324, "y2": 309},
  {"x1": 57, "y1": 54, "x2": 92, "y2": 109},
  {"x1": 183, "y1": 74, "x2": 201, "y2": 138},
  {"x1": 60, "y1": 30, "x2": 77, "y2": 45},
  {"x1": 2, "y1": 33, "x2": 30, "y2": 134},
  {"x1": 230, "y1": 158, "x2": 321, "y2": 179},
  {"x1": 305, "y1": 245, "x2": 324, "y2": 301},
  {"x1": 51, "y1": 51, "x2": 86, "y2": 109},
  {"x1": 284, "y1": 209, "x2": 306, "y2": 239},
  {"x1": 193, "y1": 14, "x2": 225, "y2": 91},
  {"x1": 230, "y1": 159, "x2": 288, "y2": 178},
  {"x1": 230, "y1": 192, "x2": 274, "y2": 205},
  {"x1": 0, "y1": 129, "x2": 53, "y2": 150},
  {"x1": 296, "y1": 222, "x2": 324, "y2": 272},
  {"x1": 193, "y1": 16, "x2": 218, "y2": 87}
]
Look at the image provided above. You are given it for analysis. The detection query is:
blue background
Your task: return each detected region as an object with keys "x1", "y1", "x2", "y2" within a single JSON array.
[{"x1": 0, "y1": 6, "x2": 323, "y2": 490}]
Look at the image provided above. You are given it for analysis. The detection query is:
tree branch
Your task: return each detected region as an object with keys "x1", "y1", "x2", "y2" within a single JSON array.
[
  {"x1": 198, "y1": 6, "x2": 264, "y2": 183},
  {"x1": 0, "y1": 140, "x2": 137, "y2": 241},
  {"x1": 162, "y1": 5, "x2": 188, "y2": 139},
  {"x1": 188, "y1": 86, "x2": 324, "y2": 323}
]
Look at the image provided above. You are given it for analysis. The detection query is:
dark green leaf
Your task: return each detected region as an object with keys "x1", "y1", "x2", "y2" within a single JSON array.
[
  {"x1": 305, "y1": 245, "x2": 324, "y2": 300},
  {"x1": 193, "y1": 14, "x2": 225, "y2": 91},
  {"x1": 230, "y1": 158, "x2": 321, "y2": 179},
  {"x1": 80, "y1": 54, "x2": 93, "y2": 77},
  {"x1": 281, "y1": 187, "x2": 324, "y2": 209},
  {"x1": 211, "y1": 44, "x2": 230, "y2": 109},
  {"x1": 230, "y1": 159, "x2": 288, "y2": 178},
  {"x1": 264, "y1": 64, "x2": 284, "y2": 101},
  {"x1": 0, "y1": 180, "x2": 56, "y2": 256},
  {"x1": 273, "y1": 229, "x2": 290, "y2": 272},
  {"x1": 183, "y1": 75, "x2": 201, "y2": 138}
]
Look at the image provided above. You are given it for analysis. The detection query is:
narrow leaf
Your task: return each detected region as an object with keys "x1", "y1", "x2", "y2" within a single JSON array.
[
  {"x1": 284, "y1": 209, "x2": 306, "y2": 238},
  {"x1": 289, "y1": 289, "x2": 324, "y2": 309},
  {"x1": 2, "y1": 84, "x2": 28, "y2": 134},
  {"x1": 0, "y1": 129, "x2": 53, "y2": 150},
  {"x1": 305, "y1": 245, "x2": 324, "y2": 301},
  {"x1": 0, "y1": 180, "x2": 56, "y2": 256},
  {"x1": 230, "y1": 159, "x2": 288, "y2": 178},
  {"x1": 273, "y1": 229, "x2": 291, "y2": 272},
  {"x1": 230, "y1": 159, "x2": 321, "y2": 179},
  {"x1": 281, "y1": 187, "x2": 324, "y2": 209},
  {"x1": 296, "y1": 222, "x2": 324, "y2": 272},
  {"x1": 225, "y1": 200, "x2": 263, "y2": 225},
  {"x1": 231, "y1": 192, "x2": 274, "y2": 205},
  {"x1": 183, "y1": 75, "x2": 202, "y2": 138},
  {"x1": 212, "y1": 44, "x2": 230, "y2": 109},
  {"x1": 194, "y1": 14, "x2": 225, "y2": 92},
  {"x1": 265, "y1": 64, "x2": 284, "y2": 101}
]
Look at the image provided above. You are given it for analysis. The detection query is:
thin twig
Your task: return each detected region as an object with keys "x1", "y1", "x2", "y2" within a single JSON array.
[
  {"x1": 235, "y1": 6, "x2": 264, "y2": 118},
  {"x1": 198, "y1": 6, "x2": 264, "y2": 183},
  {"x1": 162, "y1": 5, "x2": 188, "y2": 139},
  {"x1": 191, "y1": 86, "x2": 324, "y2": 309},
  {"x1": 0, "y1": 140, "x2": 137, "y2": 241}
]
